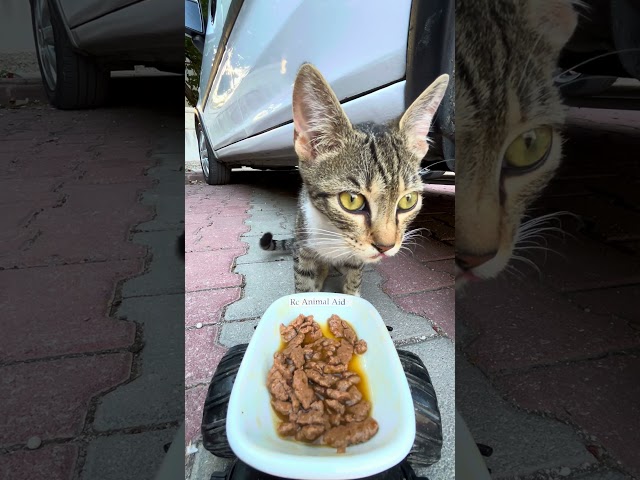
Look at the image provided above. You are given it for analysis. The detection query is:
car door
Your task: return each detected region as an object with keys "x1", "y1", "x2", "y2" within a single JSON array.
[
  {"x1": 198, "y1": 0, "x2": 412, "y2": 152},
  {"x1": 198, "y1": 0, "x2": 235, "y2": 103}
]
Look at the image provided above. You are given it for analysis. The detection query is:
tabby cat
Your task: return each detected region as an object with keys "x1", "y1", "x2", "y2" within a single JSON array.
[
  {"x1": 260, "y1": 64, "x2": 449, "y2": 296},
  {"x1": 455, "y1": 0, "x2": 578, "y2": 288}
]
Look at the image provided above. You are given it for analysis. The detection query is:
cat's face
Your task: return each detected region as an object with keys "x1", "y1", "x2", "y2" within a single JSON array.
[
  {"x1": 292, "y1": 64, "x2": 448, "y2": 264},
  {"x1": 455, "y1": 0, "x2": 577, "y2": 288}
]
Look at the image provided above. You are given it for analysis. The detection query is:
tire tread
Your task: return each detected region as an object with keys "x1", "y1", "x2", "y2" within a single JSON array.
[{"x1": 32, "y1": 0, "x2": 109, "y2": 109}]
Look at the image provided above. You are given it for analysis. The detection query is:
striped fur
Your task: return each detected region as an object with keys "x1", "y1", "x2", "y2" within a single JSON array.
[
  {"x1": 455, "y1": 0, "x2": 578, "y2": 287},
  {"x1": 262, "y1": 64, "x2": 448, "y2": 296}
]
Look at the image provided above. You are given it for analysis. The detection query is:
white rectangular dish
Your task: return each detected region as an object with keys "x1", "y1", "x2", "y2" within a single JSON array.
[{"x1": 226, "y1": 292, "x2": 416, "y2": 480}]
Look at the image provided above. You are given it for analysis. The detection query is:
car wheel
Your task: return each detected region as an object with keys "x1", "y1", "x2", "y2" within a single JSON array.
[
  {"x1": 30, "y1": 0, "x2": 109, "y2": 109},
  {"x1": 197, "y1": 121, "x2": 231, "y2": 185},
  {"x1": 556, "y1": 70, "x2": 617, "y2": 97}
]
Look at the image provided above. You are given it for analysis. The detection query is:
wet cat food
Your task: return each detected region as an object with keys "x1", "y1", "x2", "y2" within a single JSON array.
[{"x1": 267, "y1": 313, "x2": 378, "y2": 453}]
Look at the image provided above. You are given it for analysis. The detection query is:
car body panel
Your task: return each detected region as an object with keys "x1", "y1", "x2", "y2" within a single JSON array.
[
  {"x1": 199, "y1": 0, "x2": 234, "y2": 98},
  {"x1": 215, "y1": 80, "x2": 406, "y2": 167},
  {"x1": 199, "y1": 0, "x2": 412, "y2": 151},
  {"x1": 58, "y1": 0, "x2": 139, "y2": 28},
  {"x1": 52, "y1": 0, "x2": 182, "y2": 68}
]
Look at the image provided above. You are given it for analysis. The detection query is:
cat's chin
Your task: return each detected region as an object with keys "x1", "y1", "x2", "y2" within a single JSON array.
[{"x1": 454, "y1": 248, "x2": 514, "y2": 290}]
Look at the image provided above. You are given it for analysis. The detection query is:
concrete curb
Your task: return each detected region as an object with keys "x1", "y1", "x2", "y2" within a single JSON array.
[{"x1": 0, "y1": 77, "x2": 47, "y2": 107}]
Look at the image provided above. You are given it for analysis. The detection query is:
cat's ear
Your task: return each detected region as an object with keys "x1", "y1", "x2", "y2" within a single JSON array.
[
  {"x1": 292, "y1": 64, "x2": 352, "y2": 162},
  {"x1": 399, "y1": 74, "x2": 449, "y2": 159},
  {"x1": 527, "y1": 0, "x2": 578, "y2": 49}
]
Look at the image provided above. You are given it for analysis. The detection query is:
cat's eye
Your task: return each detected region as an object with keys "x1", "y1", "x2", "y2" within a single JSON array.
[
  {"x1": 397, "y1": 192, "x2": 419, "y2": 211},
  {"x1": 503, "y1": 126, "x2": 553, "y2": 172},
  {"x1": 338, "y1": 192, "x2": 366, "y2": 212}
]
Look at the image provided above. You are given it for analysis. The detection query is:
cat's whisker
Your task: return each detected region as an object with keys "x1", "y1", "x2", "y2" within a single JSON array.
[
  {"x1": 402, "y1": 228, "x2": 429, "y2": 246},
  {"x1": 397, "y1": 249, "x2": 413, "y2": 259},
  {"x1": 515, "y1": 245, "x2": 566, "y2": 262},
  {"x1": 298, "y1": 227, "x2": 346, "y2": 235},
  {"x1": 298, "y1": 231, "x2": 345, "y2": 239},
  {"x1": 332, "y1": 250, "x2": 355, "y2": 262},
  {"x1": 418, "y1": 159, "x2": 453, "y2": 175},
  {"x1": 516, "y1": 33, "x2": 544, "y2": 91},
  {"x1": 297, "y1": 241, "x2": 343, "y2": 249},
  {"x1": 519, "y1": 211, "x2": 576, "y2": 230},
  {"x1": 554, "y1": 48, "x2": 640, "y2": 81},
  {"x1": 405, "y1": 227, "x2": 430, "y2": 235},
  {"x1": 401, "y1": 235, "x2": 423, "y2": 244},
  {"x1": 523, "y1": 211, "x2": 577, "y2": 222},
  {"x1": 299, "y1": 235, "x2": 347, "y2": 243},
  {"x1": 511, "y1": 254, "x2": 543, "y2": 279},
  {"x1": 516, "y1": 212, "x2": 578, "y2": 251},
  {"x1": 525, "y1": 226, "x2": 571, "y2": 239},
  {"x1": 504, "y1": 264, "x2": 527, "y2": 282},
  {"x1": 299, "y1": 231, "x2": 345, "y2": 238},
  {"x1": 298, "y1": 238, "x2": 343, "y2": 244},
  {"x1": 516, "y1": 233, "x2": 549, "y2": 243}
]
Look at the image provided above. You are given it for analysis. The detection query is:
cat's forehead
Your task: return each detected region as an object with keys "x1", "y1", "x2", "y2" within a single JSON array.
[
  {"x1": 307, "y1": 128, "x2": 421, "y2": 193},
  {"x1": 354, "y1": 122, "x2": 392, "y2": 137},
  {"x1": 457, "y1": 1, "x2": 565, "y2": 148}
]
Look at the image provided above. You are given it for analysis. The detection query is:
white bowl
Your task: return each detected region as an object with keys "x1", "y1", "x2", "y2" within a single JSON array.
[{"x1": 226, "y1": 292, "x2": 416, "y2": 480}]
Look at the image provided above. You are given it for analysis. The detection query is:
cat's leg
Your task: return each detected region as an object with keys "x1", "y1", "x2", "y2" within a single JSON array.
[
  {"x1": 315, "y1": 262, "x2": 329, "y2": 291},
  {"x1": 293, "y1": 248, "x2": 326, "y2": 293},
  {"x1": 338, "y1": 261, "x2": 364, "y2": 296}
]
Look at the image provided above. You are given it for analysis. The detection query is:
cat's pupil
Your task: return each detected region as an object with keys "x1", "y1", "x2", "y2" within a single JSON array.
[{"x1": 523, "y1": 131, "x2": 535, "y2": 149}]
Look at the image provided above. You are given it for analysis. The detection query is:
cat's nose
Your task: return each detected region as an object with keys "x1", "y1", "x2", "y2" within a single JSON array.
[
  {"x1": 456, "y1": 251, "x2": 497, "y2": 270},
  {"x1": 373, "y1": 243, "x2": 394, "y2": 254}
]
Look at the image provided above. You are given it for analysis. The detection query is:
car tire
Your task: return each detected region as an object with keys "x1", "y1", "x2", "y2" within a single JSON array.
[
  {"x1": 557, "y1": 72, "x2": 617, "y2": 97},
  {"x1": 30, "y1": 0, "x2": 109, "y2": 109},
  {"x1": 196, "y1": 119, "x2": 231, "y2": 185}
]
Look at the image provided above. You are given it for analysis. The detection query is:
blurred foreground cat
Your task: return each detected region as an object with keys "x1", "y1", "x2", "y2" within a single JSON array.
[
  {"x1": 455, "y1": 0, "x2": 579, "y2": 288},
  {"x1": 261, "y1": 64, "x2": 448, "y2": 295}
]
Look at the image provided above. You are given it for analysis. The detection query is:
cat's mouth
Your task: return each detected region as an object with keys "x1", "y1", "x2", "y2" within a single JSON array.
[
  {"x1": 455, "y1": 267, "x2": 481, "y2": 283},
  {"x1": 454, "y1": 247, "x2": 512, "y2": 289}
]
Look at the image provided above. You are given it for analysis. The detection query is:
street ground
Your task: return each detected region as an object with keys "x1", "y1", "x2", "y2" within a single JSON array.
[
  {"x1": 184, "y1": 160, "x2": 456, "y2": 477},
  {"x1": 0, "y1": 75, "x2": 184, "y2": 480},
  {"x1": 457, "y1": 106, "x2": 640, "y2": 479}
]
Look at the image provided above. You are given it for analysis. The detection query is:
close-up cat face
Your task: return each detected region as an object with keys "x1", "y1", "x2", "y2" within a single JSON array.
[
  {"x1": 455, "y1": 0, "x2": 578, "y2": 288},
  {"x1": 292, "y1": 64, "x2": 449, "y2": 264}
]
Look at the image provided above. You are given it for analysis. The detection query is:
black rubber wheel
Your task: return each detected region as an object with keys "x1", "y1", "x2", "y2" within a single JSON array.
[
  {"x1": 397, "y1": 350, "x2": 443, "y2": 468},
  {"x1": 214, "y1": 458, "x2": 427, "y2": 480},
  {"x1": 201, "y1": 344, "x2": 442, "y2": 467},
  {"x1": 196, "y1": 119, "x2": 231, "y2": 185},
  {"x1": 201, "y1": 346, "x2": 443, "y2": 468},
  {"x1": 29, "y1": 0, "x2": 109, "y2": 109},
  {"x1": 201, "y1": 344, "x2": 247, "y2": 458}
]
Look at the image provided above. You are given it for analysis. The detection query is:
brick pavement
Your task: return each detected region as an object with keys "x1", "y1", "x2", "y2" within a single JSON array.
[
  {"x1": 1, "y1": 78, "x2": 184, "y2": 480},
  {"x1": 184, "y1": 170, "x2": 456, "y2": 479},
  {"x1": 457, "y1": 108, "x2": 640, "y2": 479}
]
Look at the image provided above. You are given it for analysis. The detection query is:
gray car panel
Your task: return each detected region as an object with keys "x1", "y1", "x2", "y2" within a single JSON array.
[
  {"x1": 59, "y1": 0, "x2": 139, "y2": 28},
  {"x1": 70, "y1": 0, "x2": 182, "y2": 67}
]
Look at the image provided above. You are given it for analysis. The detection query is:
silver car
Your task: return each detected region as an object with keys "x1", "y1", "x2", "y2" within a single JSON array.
[{"x1": 29, "y1": 0, "x2": 182, "y2": 108}]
